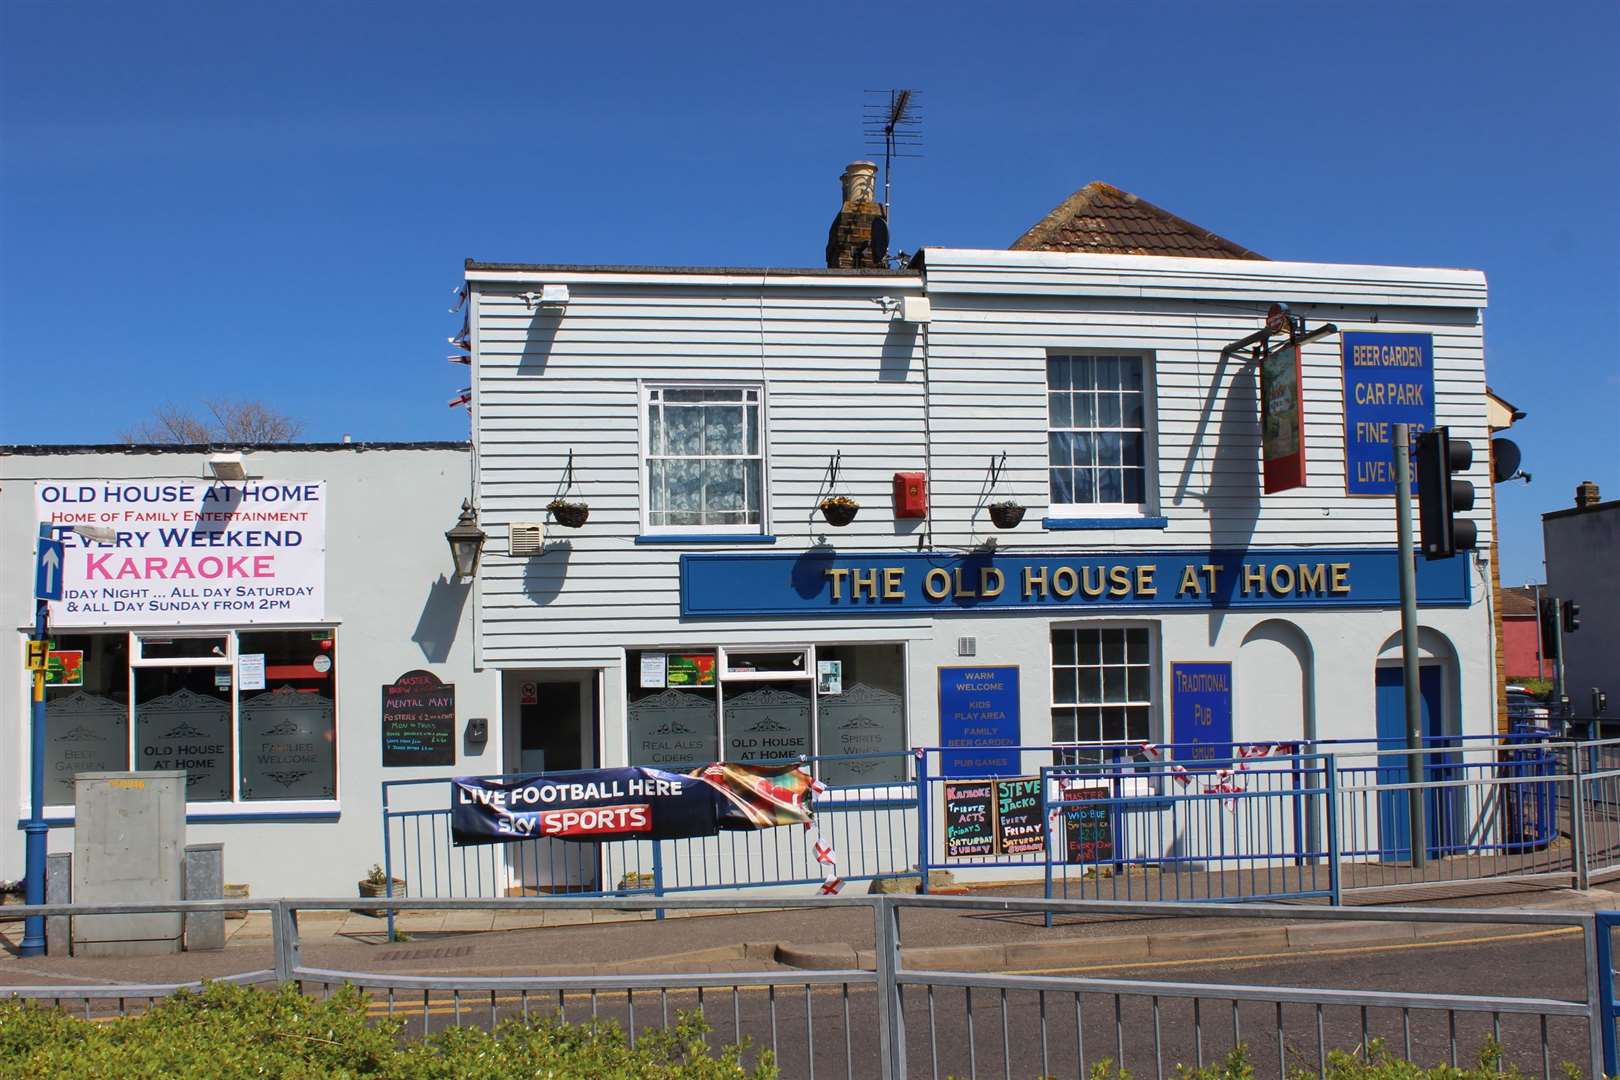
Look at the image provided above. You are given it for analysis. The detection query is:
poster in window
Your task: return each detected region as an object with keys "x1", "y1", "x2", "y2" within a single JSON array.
[
  {"x1": 666, "y1": 653, "x2": 716, "y2": 687},
  {"x1": 44, "y1": 649, "x2": 84, "y2": 687},
  {"x1": 381, "y1": 670, "x2": 456, "y2": 768},
  {"x1": 627, "y1": 688, "x2": 718, "y2": 767},
  {"x1": 640, "y1": 652, "x2": 668, "y2": 689},
  {"x1": 723, "y1": 684, "x2": 811, "y2": 762},
  {"x1": 238, "y1": 653, "x2": 266, "y2": 691},
  {"x1": 815, "y1": 660, "x2": 843, "y2": 696},
  {"x1": 1261, "y1": 341, "x2": 1307, "y2": 493},
  {"x1": 239, "y1": 685, "x2": 336, "y2": 799},
  {"x1": 45, "y1": 691, "x2": 128, "y2": 803}
]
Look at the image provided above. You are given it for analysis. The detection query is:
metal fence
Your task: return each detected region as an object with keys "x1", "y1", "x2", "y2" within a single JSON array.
[{"x1": 2, "y1": 893, "x2": 1612, "y2": 1080}]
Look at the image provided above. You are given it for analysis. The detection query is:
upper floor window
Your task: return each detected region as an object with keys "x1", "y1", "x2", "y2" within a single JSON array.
[
  {"x1": 644, "y1": 385, "x2": 764, "y2": 532},
  {"x1": 1046, "y1": 354, "x2": 1148, "y2": 512}
]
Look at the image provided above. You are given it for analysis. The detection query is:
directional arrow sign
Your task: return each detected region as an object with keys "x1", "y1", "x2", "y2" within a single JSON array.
[{"x1": 34, "y1": 536, "x2": 65, "y2": 602}]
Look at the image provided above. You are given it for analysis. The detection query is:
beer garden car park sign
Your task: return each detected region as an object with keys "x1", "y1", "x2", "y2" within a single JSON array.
[{"x1": 34, "y1": 481, "x2": 325, "y2": 626}]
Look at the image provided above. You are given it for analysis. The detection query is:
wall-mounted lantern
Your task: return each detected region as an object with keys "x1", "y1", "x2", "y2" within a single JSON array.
[{"x1": 445, "y1": 499, "x2": 486, "y2": 582}]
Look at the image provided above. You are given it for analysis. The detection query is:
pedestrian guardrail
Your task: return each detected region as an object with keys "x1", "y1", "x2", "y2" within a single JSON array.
[{"x1": 1, "y1": 894, "x2": 1609, "y2": 1080}]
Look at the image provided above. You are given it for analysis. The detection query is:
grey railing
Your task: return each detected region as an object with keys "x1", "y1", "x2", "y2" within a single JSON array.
[{"x1": 2, "y1": 894, "x2": 1610, "y2": 1079}]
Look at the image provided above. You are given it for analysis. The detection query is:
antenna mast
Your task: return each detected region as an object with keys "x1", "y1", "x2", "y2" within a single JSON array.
[{"x1": 863, "y1": 89, "x2": 923, "y2": 217}]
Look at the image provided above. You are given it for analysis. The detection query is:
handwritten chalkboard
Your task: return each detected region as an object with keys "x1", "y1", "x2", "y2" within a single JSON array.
[
  {"x1": 942, "y1": 780, "x2": 996, "y2": 858},
  {"x1": 1060, "y1": 783, "x2": 1114, "y2": 864},
  {"x1": 382, "y1": 670, "x2": 456, "y2": 767},
  {"x1": 995, "y1": 777, "x2": 1045, "y2": 855}
]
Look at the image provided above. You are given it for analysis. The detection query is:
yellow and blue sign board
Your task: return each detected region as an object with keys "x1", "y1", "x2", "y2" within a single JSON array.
[{"x1": 1343, "y1": 332, "x2": 1435, "y2": 496}]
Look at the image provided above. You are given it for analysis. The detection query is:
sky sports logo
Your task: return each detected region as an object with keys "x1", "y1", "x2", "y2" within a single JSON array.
[{"x1": 535, "y1": 804, "x2": 652, "y2": 838}]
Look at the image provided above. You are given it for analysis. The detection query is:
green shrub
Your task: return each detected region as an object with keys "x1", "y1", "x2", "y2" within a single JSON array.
[
  {"x1": 0, "y1": 981, "x2": 776, "y2": 1079},
  {"x1": 1073, "y1": 1040, "x2": 1581, "y2": 1080}
]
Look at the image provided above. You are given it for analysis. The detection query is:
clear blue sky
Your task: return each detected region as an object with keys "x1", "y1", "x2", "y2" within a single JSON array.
[{"x1": 2, "y1": 1, "x2": 1615, "y2": 584}]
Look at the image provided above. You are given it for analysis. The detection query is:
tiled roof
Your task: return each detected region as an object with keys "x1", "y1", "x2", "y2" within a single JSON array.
[
  {"x1": 1011, "y1": 182, "x2": 1265, "y2": 260},
  {"x1": 1500, "y1": 585, "x2": 1544, "y2": 617}
]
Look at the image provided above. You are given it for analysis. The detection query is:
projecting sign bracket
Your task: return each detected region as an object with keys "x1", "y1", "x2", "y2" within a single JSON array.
[{"x1": 1222, "y1": 303, "x2": 1339, "y2": 364}]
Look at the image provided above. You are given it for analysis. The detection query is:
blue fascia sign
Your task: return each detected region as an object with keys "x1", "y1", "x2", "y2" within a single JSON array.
[
  {"x1": 938, "y1": 666, "x2": 1020, "y2": 777},
  {"x1": 1171, "y1": 662, "x2": 1233, "y2": 761},
  {"x1": 1343, "y1": 332, "x2": 1435, "y2": 496},
  {"x1": 678, "y1": 547, "x2": 1469, "y2": 618}
]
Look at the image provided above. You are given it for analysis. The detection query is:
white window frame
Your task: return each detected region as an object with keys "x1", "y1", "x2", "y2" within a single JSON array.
[
  {"x1": 1045, "y1": 351, "x2": 1157, "y2": 518},
  {"x1": 38, "y1": 627, "x2": 341, "y2": 815},
  {"x1": 639, "y1": 381, "x2": 769, "y2": 536},
  {"x1": 1047, "y1": 620, "x2": 1160, "y2": 753}
]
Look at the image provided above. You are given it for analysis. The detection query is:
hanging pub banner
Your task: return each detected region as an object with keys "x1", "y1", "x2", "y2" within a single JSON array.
[
  {"x1": 451, "y1": 762, "x2": 815, "y2": 845},
  {"x1": 1261, "y1": 340, "x2": 1307, "y2": 493}
]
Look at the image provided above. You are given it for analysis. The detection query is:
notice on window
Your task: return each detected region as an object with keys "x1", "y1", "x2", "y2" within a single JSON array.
[
  {"x1": 640, "y1": 652, "x2": 668, "y2": 690},
  {"x1": 239, "y1": 653, "x2": 266, "y2": 691},
  {"x1": 815, "y1": 660, "x2": 843, "y2": 695},
  {"x1": 44, "y1": 649, "x2": 84, "y2": 687},
  {"x1": 666, "y1": 653, "x2": 716, "y2": 687}
]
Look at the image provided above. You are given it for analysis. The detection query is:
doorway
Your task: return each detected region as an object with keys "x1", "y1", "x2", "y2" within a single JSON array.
[
  {"x1": 1374, "y1": 663, "x2": 1461, "y2": 861},
  {"x1": 501, "y1": 671, "x2": 601, "y2": 892}
]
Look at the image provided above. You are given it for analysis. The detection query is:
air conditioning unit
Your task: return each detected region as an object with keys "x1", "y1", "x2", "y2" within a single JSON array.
[{"x1": 508, "y1": 522, "x2": 545, "y2": 557}]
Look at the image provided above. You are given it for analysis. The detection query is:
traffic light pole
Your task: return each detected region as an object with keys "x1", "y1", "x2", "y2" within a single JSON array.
[{"x1": 1393, "y1": 423, "x2": 1427, "y2": 869}]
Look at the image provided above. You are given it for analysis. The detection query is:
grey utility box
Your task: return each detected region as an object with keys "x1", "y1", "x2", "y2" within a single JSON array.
[{"x1": 73, "y1": 771, "x2": 186, "y2": 956}]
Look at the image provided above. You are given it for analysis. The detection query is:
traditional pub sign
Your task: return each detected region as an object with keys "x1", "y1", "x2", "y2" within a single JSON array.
[{"x1": 679, "y1": 548, "x2": 1469, "y2": 617}]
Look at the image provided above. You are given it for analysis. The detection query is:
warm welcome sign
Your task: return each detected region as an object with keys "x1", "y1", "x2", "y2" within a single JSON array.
[
  {"x1": 679, "y1": 548, "x2": 1469, "y2": 617},
  {"x1": 35, "y1": 480, "x2": 326, "y2": 626}
]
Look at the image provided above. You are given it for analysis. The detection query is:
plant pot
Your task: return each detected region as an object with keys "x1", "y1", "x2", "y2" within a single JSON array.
[
  {"x1": 550, "y1": 502, "x2": 589, "y2": 529},
  {"x1": 224, "y1": 883, "x2": 250, "y2": 920},
  {"x1": 820, "y1": 502, "x2": 859, "y2": 527},
  {"x1": 356, "y1": 878, "x2": 406, "y2": 917},
  {"x1": 988, "y1": 503, "x2": 1026, "y2": 529}
]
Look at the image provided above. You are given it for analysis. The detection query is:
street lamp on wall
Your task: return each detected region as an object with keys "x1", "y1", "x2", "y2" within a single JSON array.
[{"x1": 445, "y1": 499, "x2": 486, "y2": 583}]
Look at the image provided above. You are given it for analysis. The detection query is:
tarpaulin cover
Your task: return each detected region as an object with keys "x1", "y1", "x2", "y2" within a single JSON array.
[{"x1": 450, "y1": 763, "x2": 815, "y2": 846}]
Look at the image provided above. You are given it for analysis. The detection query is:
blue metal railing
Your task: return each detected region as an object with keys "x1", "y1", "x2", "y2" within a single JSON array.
[{"x1": 1597, "y1": 909, "x2": 1620, "y2": 1077}]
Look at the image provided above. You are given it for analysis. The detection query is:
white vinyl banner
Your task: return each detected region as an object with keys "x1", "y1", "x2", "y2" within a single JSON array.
[{"x1": 35, "y1": 480, "x2": 327, "y2": 627}]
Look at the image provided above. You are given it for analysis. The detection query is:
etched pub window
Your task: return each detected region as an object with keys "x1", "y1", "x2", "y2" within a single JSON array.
[
  {"x1": 43, "y1": 634, "x2": 130, "y2": 803},
  {"x1": 1047, "y1": 354, "x2": 1148, "y2": 510},
  {"x1": 815, "y1": 644, "x2": 906, "y2": 785},
  {"x1": 1051, "y1": 626, "x2": 1153, "y2": 756}
]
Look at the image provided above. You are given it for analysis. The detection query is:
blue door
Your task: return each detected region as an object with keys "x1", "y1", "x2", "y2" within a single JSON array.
[{"x1": 1374, "y1": 665, "x2": 1458, "y2": 861}]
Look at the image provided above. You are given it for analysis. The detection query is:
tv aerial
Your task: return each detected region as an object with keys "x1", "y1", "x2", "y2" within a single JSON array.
[{"x1": 863, "y1": 89, "x2": 923, "y2": 225}]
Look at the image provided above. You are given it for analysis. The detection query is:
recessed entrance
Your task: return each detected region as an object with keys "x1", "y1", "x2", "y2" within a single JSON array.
[{"x1": 501, "y1": 670, "x2": 601, "y2": 892}]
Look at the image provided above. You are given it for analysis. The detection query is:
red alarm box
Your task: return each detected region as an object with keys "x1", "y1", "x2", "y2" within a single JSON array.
[{"x1": 893, "y1": 471, "x2": 928, "y2": 518}]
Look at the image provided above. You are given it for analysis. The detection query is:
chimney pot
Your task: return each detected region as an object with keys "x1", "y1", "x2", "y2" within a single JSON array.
[
  {"x1": 826, "y1": 161, "x2": 888, "y2": 270},
  {"x1": 1576, "y1": 480, "x2": 1601, "y2": 509}
]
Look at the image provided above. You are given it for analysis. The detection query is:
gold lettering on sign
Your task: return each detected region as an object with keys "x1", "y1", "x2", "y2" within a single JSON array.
[
  {"x1": 825, "y1": 567, "x2": 849, "y2": 600},
  {"x1": 1023, "y1": 566, "x2": 1048, "y2": 598},
  {"x1": 1270, "y1": 564, "x2": 1296, "y2": 594},
  {"x1": 1330, "y1": 563, "x2": 1351, "y2": 594},
  {"x1": 1136, "y1": 565, "x2": 1157, "y2": 597},
  {"x1": 882, "y1": 567, "x2": 904, "y2": 600},
  {"x1": 1202, "y1": 564, "x2": 1221, "y2": 592},
  {"x1": 1299, "y1": 563, "x2": 1326, "y2": 593},
  {"x1": 1052, "y1": 566, "x2": 1078, "y2": 598},
  {"x1": 1243, "y1": 564, "x2": 1267, "y2": 595},
  {"x1": 980, "y1": 567, "x2": 1005, "y2": 598},
  {"x1": 1081, "y1": 566, "x2": 1107, "y2": 598},
  {"x1": 952, "y1": 568, "x2": 975, "y2": 599},
  {"x1": 924, "y1": 568, "x2": 951, "y2": 599},
  {"x1": 1108, "y1": 565, "x2": 1132, "y2": 597},
  {"x1": 1178, "y1": 564, "x2": 1202, "y2": 596},
  {"x1": 851, "y1": 568, "x2": 879, "y2": 600}
]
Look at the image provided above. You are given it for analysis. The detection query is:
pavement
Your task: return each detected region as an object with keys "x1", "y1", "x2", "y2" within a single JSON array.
[{"x1": 2, "y1": 877, "x2": 1615, "y2": 989}]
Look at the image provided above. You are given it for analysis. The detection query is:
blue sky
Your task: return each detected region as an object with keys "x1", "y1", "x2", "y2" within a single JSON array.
[{"x1": 1, "y1": 1, "x2": 1614, "y2": 584}]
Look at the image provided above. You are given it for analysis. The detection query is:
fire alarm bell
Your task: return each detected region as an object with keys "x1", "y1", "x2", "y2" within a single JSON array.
[{"x1": 893, "y1": 471, "x2": 928, "y2": 518}]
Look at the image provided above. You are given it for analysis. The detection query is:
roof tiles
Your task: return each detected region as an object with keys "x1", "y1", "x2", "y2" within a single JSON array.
[{"x1": 1012, "y1": 182, "x2": 1264, "y2": 260}]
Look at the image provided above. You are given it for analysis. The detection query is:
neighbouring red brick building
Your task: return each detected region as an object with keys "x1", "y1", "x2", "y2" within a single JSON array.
[{"x1": 1501, "y1": 585, "x2": 1552, "y2": 681}]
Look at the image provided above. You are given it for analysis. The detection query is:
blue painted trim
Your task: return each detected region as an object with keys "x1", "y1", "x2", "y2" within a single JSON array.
[
  {"x1": 24, "y1": 811, "x2": 341, "y2": 829},
  {"x1": 1043, "y1": 517, "x2": 1169, "y2": 530},
  {"x1": 636, "y1": 534, "x2": 776, "y2": 545}
]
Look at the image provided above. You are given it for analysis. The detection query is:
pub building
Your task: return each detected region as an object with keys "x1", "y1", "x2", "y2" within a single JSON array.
[{"x1": 5, "y1": 173, "x2": 1500, "y2": 897}]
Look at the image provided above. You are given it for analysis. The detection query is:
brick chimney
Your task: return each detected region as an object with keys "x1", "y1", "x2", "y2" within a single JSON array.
[
  {"x1": 825, "y1": 161, "x2": 888, "y2": 269},
  {"x1": 1576, "y1": 479, "x2": 1601, "y2": 510}
]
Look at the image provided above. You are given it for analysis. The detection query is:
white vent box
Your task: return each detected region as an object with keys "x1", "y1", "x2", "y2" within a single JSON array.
[
  {"x1": 509, "y1": 522, "x2": 545, "y2": 556},
  {"x1": 900, "y1": 296, "x2": 932, "y2": 324}
]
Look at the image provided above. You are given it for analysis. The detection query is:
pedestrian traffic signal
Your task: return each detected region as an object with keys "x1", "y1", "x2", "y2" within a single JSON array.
[
  {"x1": 1414, "y1": 427, "x2": 1476, "y2": 560},
  {"x1": 1562, "y1": 599, "x2": 1581, "y2": 634}
]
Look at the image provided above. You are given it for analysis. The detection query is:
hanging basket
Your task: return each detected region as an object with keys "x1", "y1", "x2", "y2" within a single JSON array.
[
  {"x1": 988, "y1": 501, "x2": 1026, "y2": 529},
  {"x1": 547, "y1": 499, "x2": 590, "y2": 529},
  {"x1": 820, "y1": 497, "x2": 860, "y2": 527}
]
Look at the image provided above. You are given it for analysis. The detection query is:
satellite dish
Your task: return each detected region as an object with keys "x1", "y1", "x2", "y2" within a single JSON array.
[
  {"x1": 1492, "y1": 438, "x2": 1522, "y2": 483},
  {"x1": 870, "y1": 215, "x2": 890, "y2": 267}
]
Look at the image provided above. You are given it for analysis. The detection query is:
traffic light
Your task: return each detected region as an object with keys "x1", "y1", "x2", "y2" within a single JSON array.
[
  {"x1": 1562, "y1": 599, "x2": 1582, "y2": 634},
  {"x1": 1540, "y1": 597, "x2": 1561, "y2": 657},
  {"x1": 1414, "y1": 427, "x2": 1477, "y2": 560}
]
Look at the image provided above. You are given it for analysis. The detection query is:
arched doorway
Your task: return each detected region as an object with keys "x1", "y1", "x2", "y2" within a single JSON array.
[{"x1": 1373, "y1": 629, "x2": 1461, "y2": 861}]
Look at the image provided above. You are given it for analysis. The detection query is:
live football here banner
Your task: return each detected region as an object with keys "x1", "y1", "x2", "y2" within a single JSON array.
[{"x1": 450, "y1": 763, "x2": 815, "y2": 845}]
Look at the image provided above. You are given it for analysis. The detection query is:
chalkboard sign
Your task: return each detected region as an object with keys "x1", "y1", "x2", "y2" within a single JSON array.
[
  {"x1": 382, "y1": 670, "x2": 456, "y2": 767},
  {"x1": 995, "y1": 777, "x2": 1045, "y2": 855},
  {"x1": 1060, "y1": 783, "x2": 1114, "y2": 864},
  {"x1": 942, "y1": 780, "x2": 996, "y2": 858}
]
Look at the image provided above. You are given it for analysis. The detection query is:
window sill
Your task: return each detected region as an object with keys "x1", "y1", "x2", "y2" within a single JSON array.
[
  {"x1": 1043, "y1": 517, "x2": 1169, "y2": 531},
  {"x1": 636, "y1": 534, "x2": 777, "y2": 545}
]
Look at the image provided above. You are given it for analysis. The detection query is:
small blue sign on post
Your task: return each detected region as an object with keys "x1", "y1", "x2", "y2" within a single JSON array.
[
  {"x1": 34, "y1": 535, "x2": 65, "y2": 602},
  {"x1": 1343, "y1": 332, "x2": 1435, "y2": 496},
  {"x1": 1171, "y1": 662, "x2": 1233, "y2": 762},
  {"x1": 938, "y1": 666, "x2": 1020, "y2": 777}
]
